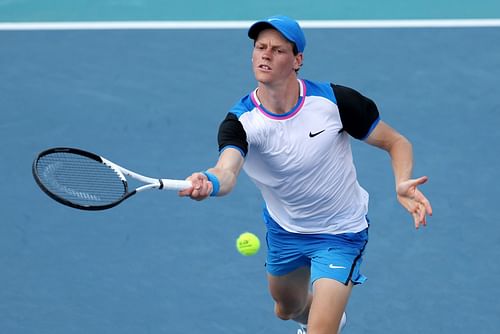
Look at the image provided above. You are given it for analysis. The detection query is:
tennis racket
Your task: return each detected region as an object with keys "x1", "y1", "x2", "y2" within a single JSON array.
[{"x1": 32, "y1": 147, "x2": 192, "y2": 211}]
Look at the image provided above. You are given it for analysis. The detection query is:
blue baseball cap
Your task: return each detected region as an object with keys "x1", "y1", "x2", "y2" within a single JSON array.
[{"x1": 248, "y1": 15, "x2": 306, "y2": 53}]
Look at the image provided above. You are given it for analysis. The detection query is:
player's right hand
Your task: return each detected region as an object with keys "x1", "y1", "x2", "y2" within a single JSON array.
[{"x1": 178, "y1": 172, "x2": 213, "y2": 201}]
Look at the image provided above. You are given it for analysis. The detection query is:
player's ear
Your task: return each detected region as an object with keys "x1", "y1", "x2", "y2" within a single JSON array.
[{"x1": 294, "y1": 53, "x2": 303, "y2": 71}]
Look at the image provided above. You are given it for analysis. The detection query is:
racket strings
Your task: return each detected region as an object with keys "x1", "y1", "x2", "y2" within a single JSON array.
[{"x1": 35, "y1": 152, "x2": 127, "y2": 206}]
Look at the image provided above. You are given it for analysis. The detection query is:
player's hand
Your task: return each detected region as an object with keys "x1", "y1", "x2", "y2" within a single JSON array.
[
  {"x1": 396, "y1": 176, "x2": 433, "y2": 229},
  {"x1": 178, "y1": 172, "x2": 213, "y2": 201}
]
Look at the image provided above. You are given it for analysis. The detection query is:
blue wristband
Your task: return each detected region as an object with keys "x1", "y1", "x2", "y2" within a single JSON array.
[{"x1": 202, "y1": 171, "x2": 220, "y2": 197}]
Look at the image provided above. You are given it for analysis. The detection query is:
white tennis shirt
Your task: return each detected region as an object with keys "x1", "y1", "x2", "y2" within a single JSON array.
[{"x1": 218, "y1": 79, "x2": 380, "y2": 234}]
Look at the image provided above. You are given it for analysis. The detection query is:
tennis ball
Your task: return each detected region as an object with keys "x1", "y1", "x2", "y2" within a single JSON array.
[{"x1": 236, "y1": 232, "x2": 260, "y2": 256}]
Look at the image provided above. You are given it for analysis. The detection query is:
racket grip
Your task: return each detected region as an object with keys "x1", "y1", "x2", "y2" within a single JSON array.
[{"x1": 159, "y1": 179, "x2": 192, "y2": 190}]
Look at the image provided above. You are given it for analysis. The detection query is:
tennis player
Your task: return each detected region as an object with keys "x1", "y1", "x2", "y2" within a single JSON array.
[{"x1": 180, "y1": 15, "x2": 432, "y2": 334}]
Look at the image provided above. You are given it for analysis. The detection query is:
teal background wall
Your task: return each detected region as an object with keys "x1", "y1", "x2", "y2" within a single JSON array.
[{"x1": 1, "y1": 0, "x2": 499, "y2": 22}]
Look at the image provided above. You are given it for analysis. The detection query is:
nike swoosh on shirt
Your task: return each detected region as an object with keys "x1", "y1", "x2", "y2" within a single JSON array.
[
  {"x1": 329, "y1": 264, "x2": 346, "y2": 269},
  {"x1": 309, "y1": 130, "x2": 325, "y2": 138}
]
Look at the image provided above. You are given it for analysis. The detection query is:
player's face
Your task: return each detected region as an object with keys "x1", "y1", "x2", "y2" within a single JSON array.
[{"x1": 252, "y1": 29, "x2": 302, "y2": 84}]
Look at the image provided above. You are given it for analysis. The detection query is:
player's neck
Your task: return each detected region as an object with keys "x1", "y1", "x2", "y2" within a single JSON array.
[{"x1": 257, "y1": 77, "x2": 300, "y2": 115}]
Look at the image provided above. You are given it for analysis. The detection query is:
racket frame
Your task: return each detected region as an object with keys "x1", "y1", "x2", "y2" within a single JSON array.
[{"x1": 32, "y1": 147, "x2": 191, "y2": 210}]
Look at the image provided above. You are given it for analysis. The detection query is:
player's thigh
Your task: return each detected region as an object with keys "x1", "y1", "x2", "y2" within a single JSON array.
[
  {"x1": 308, "y1": 278, "x2": 353, "y2": 333},
  {"x1": 267, "y1": 266, "x2": 310, "y2": 306}
]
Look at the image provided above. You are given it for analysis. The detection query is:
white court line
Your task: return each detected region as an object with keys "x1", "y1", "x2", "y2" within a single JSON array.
[{"x1": 0, "y1": 19, "x2": 500, "y2": 31}]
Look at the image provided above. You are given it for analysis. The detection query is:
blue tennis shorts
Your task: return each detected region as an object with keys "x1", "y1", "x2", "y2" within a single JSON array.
[{"x1": 264, "y1": 209, "x2": 369, "y2": 286}]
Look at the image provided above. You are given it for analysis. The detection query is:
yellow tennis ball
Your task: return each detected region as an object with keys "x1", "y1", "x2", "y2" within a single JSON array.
[{"x1": 236, "y1": 232, "x2": 260, "y2": 256}]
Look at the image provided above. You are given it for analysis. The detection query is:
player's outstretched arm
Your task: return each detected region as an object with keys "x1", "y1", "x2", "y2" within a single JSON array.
[
  {"x1": 365, "y1": 121, "x2": 433, "y2": 228},
  {"x1": 179, "y1": 148, "x2": 244, "y2": 201}
]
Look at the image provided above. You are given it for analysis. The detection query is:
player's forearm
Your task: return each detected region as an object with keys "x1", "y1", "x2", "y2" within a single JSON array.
[
  {"x1": 207, "y1": 148, "x2": 245, "y2": 196},
  {"x1": 365, "y1": 121, "x2": 414, "y2": 188},
  {"x1": 205, "y1": 167, "x2": 238, "y2": 196},
  {"x1": 388, "y1": 136, "x2": 414, "y2": 187}
]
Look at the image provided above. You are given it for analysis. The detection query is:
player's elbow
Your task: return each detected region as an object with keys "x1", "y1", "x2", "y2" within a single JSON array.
[{"x1": 389, "y1": 134, "x2": 412, "y2": 155}]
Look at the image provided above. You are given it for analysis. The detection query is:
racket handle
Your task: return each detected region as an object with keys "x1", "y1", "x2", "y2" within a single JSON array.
[{"x1": 159, "y1": 179, "x2": 192, "y2": 190}]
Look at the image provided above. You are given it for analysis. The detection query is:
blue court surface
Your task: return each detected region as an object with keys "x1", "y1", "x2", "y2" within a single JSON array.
[{"x1": 1, "y1": 3, "x2": 500, "y2": 334}]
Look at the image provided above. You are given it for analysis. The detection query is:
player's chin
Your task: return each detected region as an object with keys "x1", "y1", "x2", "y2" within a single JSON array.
[{"x1": 253, "y1": 70, "x2": 273, "y2": 82}]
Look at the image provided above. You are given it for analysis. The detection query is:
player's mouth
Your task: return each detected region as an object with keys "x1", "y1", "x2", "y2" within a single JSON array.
[{"x1": 258, "y1": 64, "x2": 272, "y2": 71}]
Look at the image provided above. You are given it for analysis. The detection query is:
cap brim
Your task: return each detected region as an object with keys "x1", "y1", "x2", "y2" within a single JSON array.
[{"x1": 248, "y1": 21, "x2": 275, "y2": 40}]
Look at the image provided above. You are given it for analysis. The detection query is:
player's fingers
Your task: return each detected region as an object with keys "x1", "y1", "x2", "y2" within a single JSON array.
[
  {"x1": 188, "y1": 176, "x2": 213, "y2": 200},
  {"x1": 414, "y1": 191, "x2": 432, "y2": 219},
  {"x1": 397, "y1": 176, "x2": 428, "y2": 197},
  {"x1": 190, "y1": 188, "x2": 205, "y2": 201},
  {"x1": 409, "y1": 202, "x2": 420, "y2": 229},
  {"x1": 178, "y1": 177, "x2": 194, "y2": 197},
  {"x1": 421, "y1": 215, "x2": 427, "y2": 227},
  {"x1": 418, "y1": 203, "x2": 427, "y2": 227},
  {"x1": 178, "y1": 189, "x2": 191, "y2": 197},
  {"x1": 179, "y1": 174, "x2": 204, "y2": 198},
  {"x1": 413, "y1": 211, "x2": 421, "y2": 229},
  {"x1": 420, "y1": 196, "x2": 433, "y2": 216},
  {"x1": 414, "y1": 175, "x2": 429, "y2": 186},
  {"x1": 414, "y1": 203, "x2": 428, "y2": 229}
]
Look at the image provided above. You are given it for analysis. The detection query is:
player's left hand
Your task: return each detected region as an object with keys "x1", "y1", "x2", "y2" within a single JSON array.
[{"x1": 396, "y1": 176, "x2": 433, "y2": 229}]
